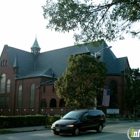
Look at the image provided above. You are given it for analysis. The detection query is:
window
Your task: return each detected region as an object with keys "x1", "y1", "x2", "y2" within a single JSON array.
[
  {"x1": 3, "y1": 60, "x2": 6, "y2": 66},
  {"x1": 1, "y1": 61, "x2": 3, "y2": 67},
  {"x1": 30, "y1": 84, "x2": 35, "y2": 108},
  {"x1": 0, "y1": 74, "x2": 6, "y2": 94},
  {"x1": 0, "y1": 60, "x2": 7, "y2": 67},
  {"x1": 0, "y1": 97, "x2": 4, "y2": 108},
  {"x1": 52, "y1": 85, "x2": 55, "y2": 92},
  {"x1": 41, "y1": 99, "x2": 47, "y2": 108},
  {"x1": 5, "y1": 97, "x2": 10, "y2": 108},
  {"x1": 59, "y1": 99, "x2": 65, "y2": 107},
  {"x1": 5, "y1": 60, "x2": 7, "y2": 66},
  {"x1": 17, "y1": 85, "x2": 22, "y2": 109},
  {"x1": 82, "y1": 113, "x2": 90, "y2": 120},
  {"x1": 108, "y1": 80, "x2": 118, "y2": 108},
  {"x1": 43, "y1": 86, "x2": 46, "y2": 93},
  {"x1": 7, "y1": 79, "x2": 11, "y2": 93},
  {"x1": 50, "y1": 98, "x2": 57, "y2": 107}
]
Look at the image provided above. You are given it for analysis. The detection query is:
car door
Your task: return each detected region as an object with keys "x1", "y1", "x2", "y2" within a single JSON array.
[
  {"x1": 81, "y1": 112, "x2": 91, "y2": 131},
  {"x1": 90, "y1": 111, "x2": 99, "y2": 128}
]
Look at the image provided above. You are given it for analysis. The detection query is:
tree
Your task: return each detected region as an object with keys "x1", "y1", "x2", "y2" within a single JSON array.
[
  {"x1": 54, "y1": 54, "x2": 107, "y2": 108},
  {"x1": 124, "y1": 68, "x2": 140, "y2": 117},
  {"x1": 42, "y1": 0, "x2": 140, "y2": 44}
]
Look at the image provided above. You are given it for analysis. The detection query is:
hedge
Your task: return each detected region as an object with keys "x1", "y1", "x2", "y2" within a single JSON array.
[{"x1": 0, "y1": 115, "x2": 61, "y2": 128}]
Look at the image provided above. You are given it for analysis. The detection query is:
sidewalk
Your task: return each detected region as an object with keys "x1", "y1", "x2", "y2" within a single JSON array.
[{"x1": 1, "y1": 125, "x2": 48, "y2": 133}]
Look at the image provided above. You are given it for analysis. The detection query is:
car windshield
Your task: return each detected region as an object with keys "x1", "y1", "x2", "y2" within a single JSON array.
[{"x1": 62, "y1": 111, "x2": 83, "y2": 120}]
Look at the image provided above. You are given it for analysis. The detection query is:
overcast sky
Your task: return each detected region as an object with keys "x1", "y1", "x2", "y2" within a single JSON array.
[{"x1": 0, "y1": 0, "x2": 140, "y2": 69}]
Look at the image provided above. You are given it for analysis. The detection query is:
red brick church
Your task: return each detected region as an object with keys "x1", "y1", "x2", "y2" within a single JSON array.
[{"x1": 0, "y1": 38, "x2": 131, "y2": 116}]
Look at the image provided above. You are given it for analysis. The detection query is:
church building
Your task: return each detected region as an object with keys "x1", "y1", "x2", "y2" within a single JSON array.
[{"x1": 0, "y1": 38, "x2": 131, "y2": 116}]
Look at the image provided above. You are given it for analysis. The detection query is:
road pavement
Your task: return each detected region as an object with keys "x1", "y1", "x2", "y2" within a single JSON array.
[
  {"x1": 0, "y1": 122, "x2": 140, "y2": 140},
  {"x1": 0, "y1": 118, "x2": 138, "y2": 133}
]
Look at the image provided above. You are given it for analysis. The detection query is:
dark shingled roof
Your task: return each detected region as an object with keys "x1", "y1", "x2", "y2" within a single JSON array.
[
  {"x1": 40, "y1": 79, "x2": 57, "y2": 86},
  {"x1": 4, "y1": 40, "x2": 129, "y2": 79}
]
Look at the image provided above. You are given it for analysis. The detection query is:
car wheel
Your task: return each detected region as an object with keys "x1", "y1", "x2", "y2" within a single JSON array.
[
  {"x1": 97, "y1": 124, "x2": 103, "y2": 133},
  {"x1": 72, "y1": 127, "x2": 80, "y2": 136},
  {"x1": 54, "y1": 132, "x2": 59, "y2": 135}
]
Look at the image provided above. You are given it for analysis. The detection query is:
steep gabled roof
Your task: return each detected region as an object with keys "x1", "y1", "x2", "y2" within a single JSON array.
[
  {"x1": 5, "y1": 46, "x2": 34, "y2": 77},
  {"x1": 3, "y1": 40, "x2": 128, "y2": 79},
  {"x1": 72, "y1": 46, "x2": 90, "y2": 55},
  {"x1": 40, "y1": 79, "x2": 57, "y2": 86},
  {"x1": 117, "y1": 57, "x2": 130, "y2": 72},
  {"x1": 19, "y1": 67, "x2": 54, "y2": 79}
]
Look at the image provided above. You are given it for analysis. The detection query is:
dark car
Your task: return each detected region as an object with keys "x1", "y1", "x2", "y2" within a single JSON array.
[{"x1": 51, "y1": 109, "x2": 106, "y2": 136}]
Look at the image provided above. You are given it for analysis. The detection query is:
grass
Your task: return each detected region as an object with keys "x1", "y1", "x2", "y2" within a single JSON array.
[
  {"x1": 0, "y1": 125, "x2": 50, "y2": 135},
  {"x1": 0, "y1": 129, "x2": 17, "y2": 134}
]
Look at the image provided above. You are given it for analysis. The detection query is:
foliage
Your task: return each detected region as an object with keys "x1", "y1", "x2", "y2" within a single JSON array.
[
  {"x1": 0, "y1": 115, "x2": 46, "y2": 128},
  {"x1": 54, "y1": 54, "x2": 107, "y2": 108},
  {"x1": 42, "y1": 0, "x2": 140, "y2": 44},
  {"x1": 47, "y1": 116, "x2": 61, "y2": 125},
  {"x1": 124, "y1": 68, "x2": 140, "y2": 113},
  {"x1": 0, "y1": 129, "x2": 16, "y2": 134}
]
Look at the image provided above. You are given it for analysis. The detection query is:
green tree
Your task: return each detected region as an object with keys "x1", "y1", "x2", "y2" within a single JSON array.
[
  {"x1": 42, "y1": 0, "x2": 140, "y2": 44},
  {"x1": 54, "y1": 54, "x2": 107, "y2": 108},
  {"x1": 124, "y1": 68, "x2": 140, "y2": 117}
]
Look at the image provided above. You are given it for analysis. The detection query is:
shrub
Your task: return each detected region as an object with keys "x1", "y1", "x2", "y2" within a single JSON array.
[
  {"x1": 0, "y1": 115, "x2": 46, "y2": 128},
  {"x1": 47, "y1": 116, "x2": 61, "y2": 125}
]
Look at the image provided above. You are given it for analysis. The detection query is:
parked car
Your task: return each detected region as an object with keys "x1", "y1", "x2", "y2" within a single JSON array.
[{"x1": 51, "y1": 109, "x2": 106, "y2": 136}]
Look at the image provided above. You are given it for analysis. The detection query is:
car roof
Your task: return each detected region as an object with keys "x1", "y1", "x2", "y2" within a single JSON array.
[
  {"x1": 71, "y1": 109, "x2": 103, "y2": 113},
  {"x1": 71, "y1": 109, "x2": 88, "y2": 113}
]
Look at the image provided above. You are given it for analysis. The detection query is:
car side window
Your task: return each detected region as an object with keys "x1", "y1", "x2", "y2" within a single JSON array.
[{"x1": 82, "y1": 113, "x2": 90, "y2": 121}]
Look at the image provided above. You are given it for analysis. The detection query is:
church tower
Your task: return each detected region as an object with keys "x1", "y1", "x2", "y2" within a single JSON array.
[{"x1": 31, "y1": 37, "x2": 41, "y2": 56}]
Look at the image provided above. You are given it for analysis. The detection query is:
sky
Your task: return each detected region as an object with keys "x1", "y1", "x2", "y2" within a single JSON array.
[{"x1": 0, "y1": 0, "x2": 140, "y2": 69}]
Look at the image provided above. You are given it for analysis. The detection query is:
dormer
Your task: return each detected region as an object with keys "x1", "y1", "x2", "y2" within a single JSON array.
[
  {"x1": 13, "y1": 55, "x2": 19, "y2": 75},
  {"x1": 31, "y1": 37, "x2": 41, "y2": 55}
]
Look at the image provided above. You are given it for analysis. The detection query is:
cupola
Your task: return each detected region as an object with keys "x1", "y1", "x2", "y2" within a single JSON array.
[{"x1": 31, "y1": 37, "x2": 41, "y2": 55}]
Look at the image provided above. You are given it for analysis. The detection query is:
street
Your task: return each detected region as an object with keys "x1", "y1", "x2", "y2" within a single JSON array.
[{"x1": 0, "y1": 122, "x2": 140, "y2": 140}]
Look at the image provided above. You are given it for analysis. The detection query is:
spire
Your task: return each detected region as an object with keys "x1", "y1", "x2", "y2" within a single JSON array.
[{"x1": 31, "y1": 36, "x2": 41, "y2": 55}]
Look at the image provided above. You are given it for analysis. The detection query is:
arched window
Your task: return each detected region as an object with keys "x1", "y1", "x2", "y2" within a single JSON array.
[
  {"x1": 59, "y1": 99, "x2": 65, "y2": 107},
  {"x1": 7, "y1": 79, "x2": 11, "y2": 93},
  {"x1": 108, "y1": 80, "x2": 118, "y2": 108},
  {"x1": 41, "y1": 99, "x2": 47, "y2": 108},
  {"x1": 0, "y1": 74, "x2": 6, "y2": 94},
  {"x1": 5, "y1": 97, "x2": 10, "y2": 108},
  {"x1": 18, "y1": 85, "x2": 22, "y2": 109},
  {"x1": 0, "y1": 97, "x2": 4, "y2": 108},
  {"x1": 5, "y1": 60, "x2": 7, "y2": 66},
  {"x1": 50, "y1": 98, "x2": 57, "y2": 107},
  {"x1": 1, "y1": 61, "x2": 3, "y2": 67},
  {"x1": 3, "y1": 60, "x2": 6, "y2": 66},
  {"x1": 30, "y1": 84, "x2": 35, "y2": 108}
]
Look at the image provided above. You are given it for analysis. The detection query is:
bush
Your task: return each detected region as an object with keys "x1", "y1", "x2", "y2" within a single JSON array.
[
  {"x1": 0, "y1": 115, "x2": 46, "y2": 128},
  {"x1": 47, "y1": 116, "x2": 61, "y2": 125},
  {"x1": 0, "y1": 115, "x2": 61, "y2": 128}
]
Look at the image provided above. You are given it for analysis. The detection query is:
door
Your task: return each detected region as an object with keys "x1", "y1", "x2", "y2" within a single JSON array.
[{"x1": 81, "y1": 112, "x2": 91, "y2": 131}]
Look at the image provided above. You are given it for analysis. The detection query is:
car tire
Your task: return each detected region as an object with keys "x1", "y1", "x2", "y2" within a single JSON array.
[
  {"x1": 97, "y1": 124, "x2": 103, "y2": 133},
  {"x1": 72, "y1": 127, "x2": 80, "y2": 136},
  {"x1": 54, "y1": 132, "x2": 59, "y2": 135}
]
